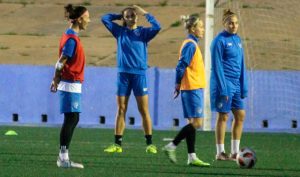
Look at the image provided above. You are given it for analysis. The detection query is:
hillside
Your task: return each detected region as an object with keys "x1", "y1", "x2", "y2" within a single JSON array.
[{"x1": 0, "y1": 0, "x2": 299, "y2": 70}]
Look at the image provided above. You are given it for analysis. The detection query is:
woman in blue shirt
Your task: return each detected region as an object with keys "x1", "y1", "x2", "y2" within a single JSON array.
[
  {"x1": 210, "y1": 9, "x2": 248, "y2": 161},
  {"x1": 50, "y1": 4, "x2": 90, "y2": 168},
  {"x1": 162, "y1": 14, "x2": 210, "y2": 167},
  {"x1": 101, "y1": 5, "x2": 161, "y2": 153}
]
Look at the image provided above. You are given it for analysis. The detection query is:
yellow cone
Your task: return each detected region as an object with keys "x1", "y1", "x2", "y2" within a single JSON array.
[{"x1": 5, "y1": 130, "x2": 18, "y2": 136}]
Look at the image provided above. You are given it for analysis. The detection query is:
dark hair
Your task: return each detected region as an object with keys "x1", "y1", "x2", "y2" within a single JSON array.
[
  {"x1": 181, "y1": 14, "x2": 200, "y2": 30},
  {"x1": 121, "y1": 7, "x2": 137, "y2": 27},
  {"x1": 222, "y1": 9, "x2": 236, "y2": 24},
  {"x1": 64, "y1": 4, "x2": 87, "y2": 23}
]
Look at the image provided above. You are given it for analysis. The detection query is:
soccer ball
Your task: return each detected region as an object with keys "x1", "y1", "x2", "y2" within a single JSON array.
[{"x1": 236, "y1": 147, "x2": 257, "y2": 169}]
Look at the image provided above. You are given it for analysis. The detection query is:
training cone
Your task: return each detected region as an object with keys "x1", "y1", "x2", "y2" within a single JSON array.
[{"x1": 4, "y1": 130, "x2": 18, "y2": 136}]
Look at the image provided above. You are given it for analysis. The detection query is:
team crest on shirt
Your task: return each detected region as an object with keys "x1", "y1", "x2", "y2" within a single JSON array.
[
  {"x1": 226, "y1": 43, "x2": 233, "y2": 47},
  {"x1": 143, "y1": 88, "x2": 148, "y2": 92},
  {"x1": 134, "y1": 30, "x2": 141, "y2": 36}
]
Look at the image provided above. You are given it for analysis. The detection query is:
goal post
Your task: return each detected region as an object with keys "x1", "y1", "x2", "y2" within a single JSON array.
[{"x1": 203, "y1": 0, "x2": 214, "y2": 131}]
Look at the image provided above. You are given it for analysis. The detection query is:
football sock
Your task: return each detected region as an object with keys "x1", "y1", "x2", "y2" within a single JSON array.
[
  {"x1": 186, "y1": 124, "x2": 196, "y2": 153},
  {"x1": 188, "y1": 153, "x2": 197, "y2": 161},
  {"x1": 145, "y1": 135, "x2": 152, "y2": 145},
  {"x1": 173, "y1": 123, "x2": 194, "y2": 146},
  {"x1": 231, "y1": 139, "x2": 240, "y2": 154},
  {"x1": 216, "y1": 144, "x2": 225, "y2": 155},
  {"x1": 59, "y1": 145, "x2": 69, "y2": 161},
  {"x1": 60, "y1": 112, "x2": 79, "y2": 149},
  {"x1": 166, "y1": 142, "x2": 176, "y2": 150},
  {"x1": 115, "y1": 135, "x2": 123, "y2": 146}
]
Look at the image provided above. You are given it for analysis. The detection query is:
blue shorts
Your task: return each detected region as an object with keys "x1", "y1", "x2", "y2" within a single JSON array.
[
  {"x1": 117, "y1": 72, "x2": 148, "y2": 96},
  {"x1": 215, "y1": 89, "x2": 244, "y2": 113},
  {"x1": 181, "y1": 89, "x2": 204, "y2": 118},
  {"x1": 59, "y1": 91, "x2": 81, "y2": 113}
]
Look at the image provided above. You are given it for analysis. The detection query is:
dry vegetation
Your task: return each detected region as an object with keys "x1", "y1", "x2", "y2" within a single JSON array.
[{"x1": 0, "y1": 0, "x2": 299, "y2": 70}]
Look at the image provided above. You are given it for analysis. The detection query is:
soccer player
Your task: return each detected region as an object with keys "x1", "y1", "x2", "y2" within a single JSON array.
[
  {"x1": 50, "y1": 4, "x2": 90, "y2": 168},
  {"x1": 210, "y1": 9, "x2": 248, "y2": 161},
  {"x1": 101, "y1": 5, "x2": 161, "y2": 153},
  {"x1": 162, "y1": 14, "x2": 210, "y2": 167}
]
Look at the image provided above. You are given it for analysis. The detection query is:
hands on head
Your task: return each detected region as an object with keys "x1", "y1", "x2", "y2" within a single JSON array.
[{"x1": 132, "y1": 5, "x2": 148, "y2": 15}]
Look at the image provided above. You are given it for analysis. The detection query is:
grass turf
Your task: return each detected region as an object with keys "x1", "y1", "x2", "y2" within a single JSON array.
[{"x1": 0, "y1": 126, "x2": 300, "y2": 177}]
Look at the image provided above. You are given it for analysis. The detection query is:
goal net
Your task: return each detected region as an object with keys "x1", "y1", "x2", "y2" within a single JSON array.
[{"x1": 207, "y1": 0, "x2": 300, "y2": 131}]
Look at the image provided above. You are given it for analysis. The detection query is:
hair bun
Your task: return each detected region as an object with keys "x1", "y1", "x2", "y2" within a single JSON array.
[
  {"x1": 65, "y1": 4, "x2": 73, "y2": 12},
  {"x1": 223, "y1": 9, "x2": 234, "y2": 16},
  {"x1": 222, "y1": 9, "x2": 236, "y2": 23},
  {"x1": 180, "y1": 15, "x2": 189, "y2": 22}
]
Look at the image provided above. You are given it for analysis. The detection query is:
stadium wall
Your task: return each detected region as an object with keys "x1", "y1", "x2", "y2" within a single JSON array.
[{"x1": 0, "y1": 65, "x2": 299, "y2": 133}]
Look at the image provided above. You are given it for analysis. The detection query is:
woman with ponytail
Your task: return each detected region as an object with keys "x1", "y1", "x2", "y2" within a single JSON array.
[
  {"x1": 101, "y1": 5, "x2": 161, "y2": 154},
  {"x1": 50, "y1": 4, "x2": 90, "y2": 168},
  {"x1": 210, "y1": 9, "x2": 248, "y2": 161},
  {"x1": 162, "y1": 14, "x2": 210, "y2": 167}
]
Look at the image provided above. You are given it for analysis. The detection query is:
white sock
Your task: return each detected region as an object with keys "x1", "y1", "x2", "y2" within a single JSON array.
[
  {"x1": 59, "y1": 146, "x2": 69, "y2": 161},
  {"x1": 188, "y1": 153, "x2": 197, "y2": 161},
  {"x1": 216, "y1": 144, "x2": 225, "y2": 155},
  {"x1": 231, "y1": 140, "x2": 240, "y2": 154},
  {"x1": 166, "y1": 142, "x2": 176, "y2": 150}
]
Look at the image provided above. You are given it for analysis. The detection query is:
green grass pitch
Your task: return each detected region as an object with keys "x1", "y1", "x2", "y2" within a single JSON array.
[{"x1": 0, "y1": 126, "x2": 300, "y2": 177}]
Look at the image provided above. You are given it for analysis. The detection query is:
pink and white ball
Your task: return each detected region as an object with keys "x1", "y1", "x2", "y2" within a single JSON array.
[{"x1": 236, "y1": 147, "x2": 257, "y2": 169}]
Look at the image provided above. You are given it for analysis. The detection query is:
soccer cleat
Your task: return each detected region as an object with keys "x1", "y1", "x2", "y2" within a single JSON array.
[
  {"x1": 216, "y1": 152, "x2": 230, "y2": 161},
  {"x1": 146, "y1": 144, "x2": 157, "y2": 154},
  {"x1": 229, "y1": 153, "x2": 238, "y2": 161},
  {"x1": 57, "y1": 157, "x2": 84, "y2": 169},
  {"x1": 104, "y1": 144, "x2": 123, "y2": 153},
  {"x1": 187, "y1": 158, "x2": 210, "y2": 167},
  {"x1": 162, "y1": 146, "x2": 177, "y2": 163}
]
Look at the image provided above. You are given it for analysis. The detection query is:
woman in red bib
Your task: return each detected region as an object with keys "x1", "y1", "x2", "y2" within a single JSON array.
[{"x1": 50, "y1": 4, "x2": 90, "y2": 169}]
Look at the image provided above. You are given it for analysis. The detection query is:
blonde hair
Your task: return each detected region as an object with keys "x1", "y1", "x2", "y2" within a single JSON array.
[
  {"x1": 180, "y1": 14, "x2": 200, "y2": 30},
  {"x1": 222, "y1": 9, "x2": 237, "y2": 24}
]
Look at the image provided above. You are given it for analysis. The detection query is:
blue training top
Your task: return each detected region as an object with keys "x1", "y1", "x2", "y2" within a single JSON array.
[
  {"x1": 62, "y1": 28, "x2": 77, "y2": 59},
  {"x1": 101, "y1": 13, "x2": 161, "y2": 75},
  {"x1": 210, "y1": 30, "x2": 248, "y2": 98},
  {"x1": 175, "y1": 34, "x2": 198, "y2": 84}
]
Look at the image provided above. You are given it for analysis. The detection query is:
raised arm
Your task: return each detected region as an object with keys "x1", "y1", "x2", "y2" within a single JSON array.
[
  {"x1": 101, "y1": 13, "x2": 123, "y2": 38},
  {"x1": 133, "y1": 5, "x2": 161, "y2": 42}
]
